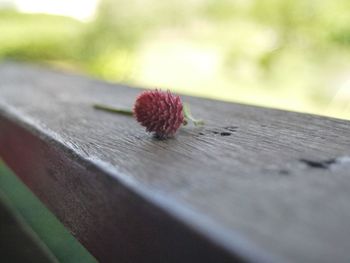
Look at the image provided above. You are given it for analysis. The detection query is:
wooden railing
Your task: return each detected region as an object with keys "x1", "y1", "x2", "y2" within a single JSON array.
[{"x1": 1, "y1": 62, "x2": 350, "y2": 263}]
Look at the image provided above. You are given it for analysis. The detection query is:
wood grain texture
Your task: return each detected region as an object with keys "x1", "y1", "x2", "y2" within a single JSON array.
[{"x1": 1, "y1": 62, "x2": 350, "y2": 263}]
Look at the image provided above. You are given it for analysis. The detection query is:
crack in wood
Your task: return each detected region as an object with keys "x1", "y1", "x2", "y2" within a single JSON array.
[{"x1": 300, "y1": 158, "x2": 337, "y2": 169}]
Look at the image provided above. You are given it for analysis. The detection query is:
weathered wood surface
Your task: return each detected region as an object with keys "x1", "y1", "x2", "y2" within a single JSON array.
[{"x1": 1, "y1": 62, "x2": 350, "y2": 263}]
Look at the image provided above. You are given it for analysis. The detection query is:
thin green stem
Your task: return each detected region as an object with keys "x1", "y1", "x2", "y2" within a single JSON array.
[
  {"x1": 93, "y1": 104, "x2": 133, "y2": 116},
  {"x1": 183, "y1": 103, "x2": 204, "y2": 126}
]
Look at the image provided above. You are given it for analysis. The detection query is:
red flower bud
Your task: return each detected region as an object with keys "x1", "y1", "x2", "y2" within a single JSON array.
[{"x1": 133, "y1": 89, "x2": 184, "y2": 138}]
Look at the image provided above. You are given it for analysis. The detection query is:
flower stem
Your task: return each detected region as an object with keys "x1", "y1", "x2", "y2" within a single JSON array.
[
  {"x1": 183, "y1": 103, "x2": 204, "y2": 126},
  {"x1": 93, "y1": 104, "x2": 133, "y2": 116},
  {"x1": 93, "y1": 103, "x2": 204, "y2": 126}
]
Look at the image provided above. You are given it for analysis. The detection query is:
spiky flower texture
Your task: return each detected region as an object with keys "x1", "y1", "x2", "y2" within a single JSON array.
[
  {"x1": 134, "y1": 90, "x2": 184, "y2": 138},
  {"x1": 93, "y1": 89, "x2": 203, "y2": 139}
]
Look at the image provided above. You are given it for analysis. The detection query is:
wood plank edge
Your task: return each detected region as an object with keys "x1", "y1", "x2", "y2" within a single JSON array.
[{"x1": 0, "y1": 94, "x2": 280, "y2": 263}]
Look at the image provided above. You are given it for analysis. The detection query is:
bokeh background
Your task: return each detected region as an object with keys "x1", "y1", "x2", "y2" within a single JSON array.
[{"x1": 1, "y1": 0, "x2": 350, "y2": 119}]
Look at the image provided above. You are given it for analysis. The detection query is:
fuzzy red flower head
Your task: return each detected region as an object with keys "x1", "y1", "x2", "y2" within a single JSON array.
[{"x1": 133, "y1": 89, "x2": 184, "y2": 138}]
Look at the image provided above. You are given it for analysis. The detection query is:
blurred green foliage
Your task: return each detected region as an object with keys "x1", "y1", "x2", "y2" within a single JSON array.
[
  {"x1": 0, "y1": 10, "x2": 81, "y2": 61},
  {"x1": 1, "y1": 0, "x2": 350, "y2": 119}
]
